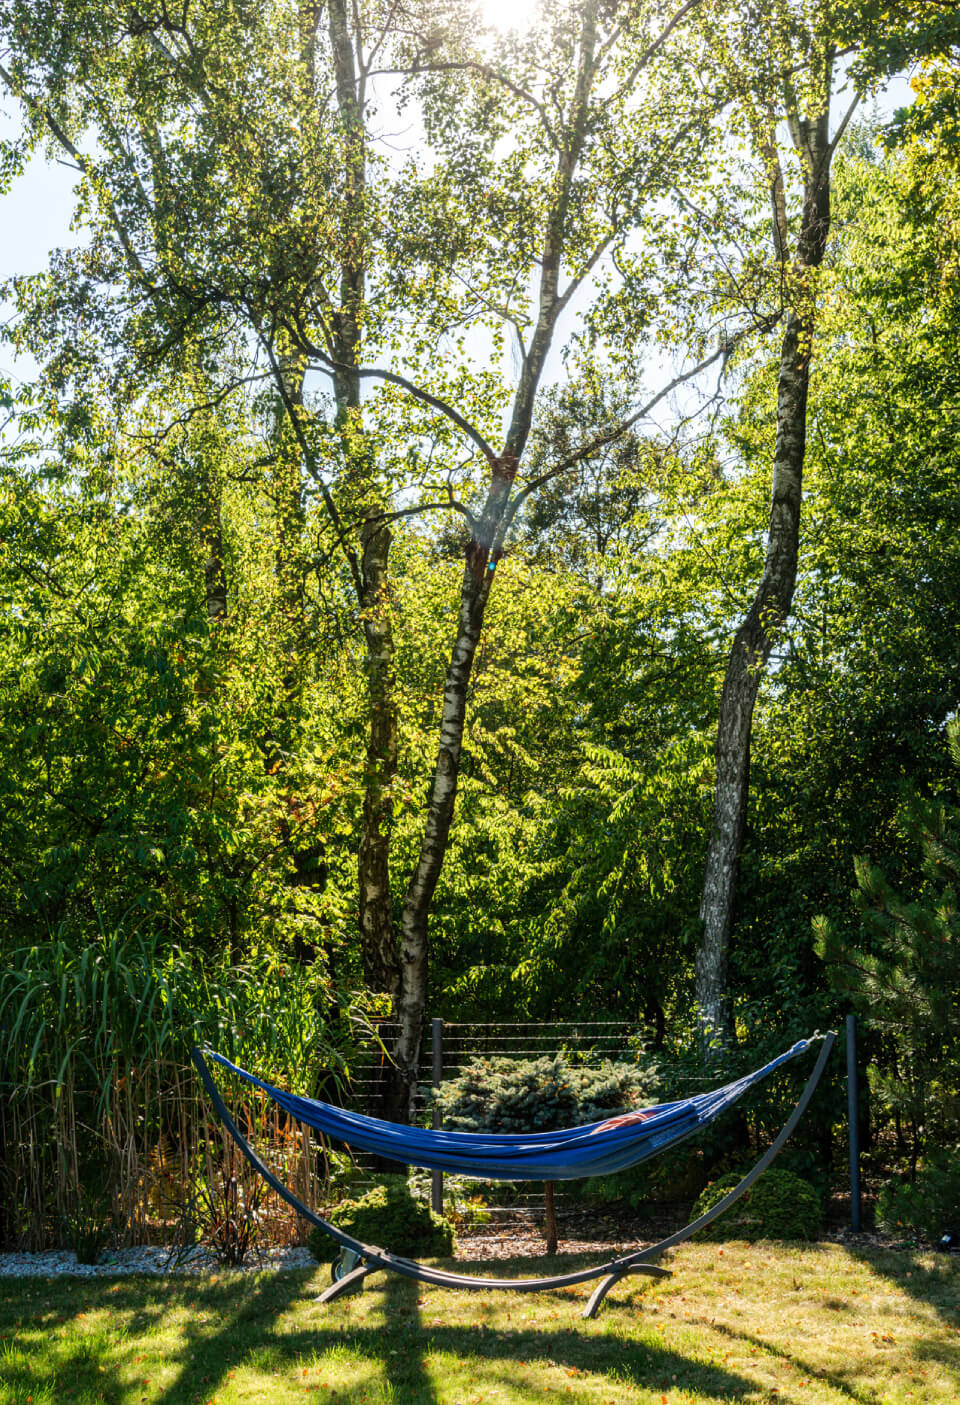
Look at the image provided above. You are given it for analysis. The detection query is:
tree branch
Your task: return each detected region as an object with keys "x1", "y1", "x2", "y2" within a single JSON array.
[
  {"x1": 295, "y1": 334, "x2": 498, "y2": 463},
  {"x1": 504, "y1": 313, "x2": 781, "y2": 528},
  {"x1": 367, "y1": 60, "x2": 559, "y2": 148},
  {"x1": 827, "y1": 92, "x2": 862, "y2": 160},
  {"x1": 0, "y1": 62, "x2": 160, "y2": 303},
  {"x1": 258, "y1": 327, "x2": 365, "y2": 600},
  {"x1": 612, "y1": 0, "x2": 709, "y2": 102}
]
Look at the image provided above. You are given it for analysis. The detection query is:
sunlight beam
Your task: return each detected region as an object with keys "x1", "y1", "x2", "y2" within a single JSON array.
[{"x1": 478, "y1": 0, "x2": 539, "y2": 33}]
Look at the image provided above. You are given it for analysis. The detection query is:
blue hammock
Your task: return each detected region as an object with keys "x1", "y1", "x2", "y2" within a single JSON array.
[{"x1": 206, "y1": 1036, "x2": 813, "y2": 1182}]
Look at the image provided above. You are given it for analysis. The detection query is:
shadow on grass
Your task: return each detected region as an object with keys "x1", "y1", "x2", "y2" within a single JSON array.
[
  {"x1": 698, "y1": 1315, "x2": 885, "y2": 1405},
  {"x1": 0, "y1": 1268, "x2": 308, "y2": 1405},
  {"x1": 300, "y1": 1256, "x2": 758, "y2": 1402},
  {"x1": 378, "y1": 1265, "x2": 440, "y2": 1402},
  {"x1": 292, "y1": 1308, "x2": 757, "y2": 1402},
  {"x1": 846, "y1": 1245, "x2": 960, "y2": 1320},
  {"x1": 0, "y1": 1259, "x2": 763, "y2": 1404},
  {"x1": 151, "y1": 1269, "x2": 308, "y2": 1404}
]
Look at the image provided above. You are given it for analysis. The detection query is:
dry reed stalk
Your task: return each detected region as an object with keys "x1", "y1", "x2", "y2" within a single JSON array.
[
  {"x1": 1, "y1": 930, "x2": 351, "y2": 1249},
  {"x1": 5, "y1": 1065, "x2": 334, "y2": 1250}
]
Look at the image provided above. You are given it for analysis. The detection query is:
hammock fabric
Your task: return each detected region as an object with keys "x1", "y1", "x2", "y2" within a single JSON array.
[{"x1": 206, "y1": 1036, "x2": 814, "y2": 1182}]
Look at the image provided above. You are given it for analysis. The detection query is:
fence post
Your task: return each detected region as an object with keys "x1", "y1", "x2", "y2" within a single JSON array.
[
  {"x1": 846, "y1": 1013, "x2": 862, "y2": 1233},
  {"x1": 0, "y1": 1027, "x2": 6, "y2": 1248},
  {"x1": 431, "y1": 1018, "x2": 444, "y2": 1215}
]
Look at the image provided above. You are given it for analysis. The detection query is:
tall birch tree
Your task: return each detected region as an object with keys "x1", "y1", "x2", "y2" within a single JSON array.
[
  {"x1": 692, "y1": 4, "x2": 862, "y2": 1044},
  {"x1": 691, "y1": 0, "x2": 960, "y2": 1045},
  {"x1": 1, "y1": 0, "x2": 744, "y2": 1107}
]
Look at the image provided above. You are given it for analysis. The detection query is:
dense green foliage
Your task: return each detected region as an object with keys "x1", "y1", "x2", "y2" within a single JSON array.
[
  {"x1": 0, "y1": 398, "x2": 361, "y2": 969},
  {"x1": 877, "y1": 1151, "x2": 960, "y2": 1243},
  {"x1": 816, "y1": 723, "x2": 960, "y2": 1184},
  {"x1": 430, "y1": 1056, "x2": 660, "y2": 1134},
  {"x1": 0, "y1": 0, "x2": 959, "y2": 1238},
  {"x1": 307, "y1": 1178, "x2": 454, "y2": 1264},
  {"x1": 691, "y1": 1168, "x2": 822, "y2": 1241}
]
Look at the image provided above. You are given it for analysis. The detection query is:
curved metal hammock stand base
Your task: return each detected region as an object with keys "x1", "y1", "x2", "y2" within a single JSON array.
[{"x1": 191, "y1": 1032, "x2": 835, "y2": 1320}]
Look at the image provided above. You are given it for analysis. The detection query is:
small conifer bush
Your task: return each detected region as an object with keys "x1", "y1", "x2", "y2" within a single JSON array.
[
  {"x1": 430, "y1": 1054, "x2": 659, "y2": 1133},
  {"x1": 691, "y1": 1167, "x2": 821, "y2": 1240},
  {"x1": 307, "y1": 1177, "x2": 454, "y2": 1262},
  {"x1": 430, "y1": 1054, "x2": 659, "y2": 1254}
]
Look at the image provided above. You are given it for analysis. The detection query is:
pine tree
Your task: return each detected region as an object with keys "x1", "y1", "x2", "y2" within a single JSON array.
[{"x1": 815, "y1": 727, "x2": 960, "y2": 1171}]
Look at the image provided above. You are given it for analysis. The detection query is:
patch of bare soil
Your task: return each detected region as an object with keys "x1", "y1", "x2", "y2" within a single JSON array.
[
  {"x1": 453, "y1": 1205, "x2": 921, "y2": 1261},
  {"x1": 454, "y1": 1205, "x2": 688, "y2": 1261}
]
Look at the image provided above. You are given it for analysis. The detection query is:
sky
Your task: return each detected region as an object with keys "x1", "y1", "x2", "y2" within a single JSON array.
[{"x1": 0, "y1": 104, "x2": 82, "y2": 390}]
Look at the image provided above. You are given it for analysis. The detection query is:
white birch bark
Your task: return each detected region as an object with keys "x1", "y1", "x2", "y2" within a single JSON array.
[
  {"x1": 696, "y1": 81, "x2": 836, "y2": 1046},
  {"x1": 391, "y1": 4, "x2": 601, "y2": 1113}
]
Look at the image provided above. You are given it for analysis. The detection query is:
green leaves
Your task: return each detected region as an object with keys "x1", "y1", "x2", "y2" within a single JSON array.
[{"x1": 815, "y1": 735, "x2": 960, "y2": 1154}]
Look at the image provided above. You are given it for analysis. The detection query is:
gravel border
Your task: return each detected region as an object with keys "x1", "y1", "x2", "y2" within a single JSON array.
[
  {"x1": 0, "y1": 1245, "x2": 317, "y2": 1279},
  {"x1": 0, "y1": 1221, "x2": 930, "y2": 1281}
]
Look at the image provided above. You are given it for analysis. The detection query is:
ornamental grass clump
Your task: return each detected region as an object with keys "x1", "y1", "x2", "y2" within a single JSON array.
[
  {"x1": 0, "y1": 924, "x2": 344, "y2": 1250},
  {"x1": 60, "y1": 1196, "x2": 113, "y2": 1267}
]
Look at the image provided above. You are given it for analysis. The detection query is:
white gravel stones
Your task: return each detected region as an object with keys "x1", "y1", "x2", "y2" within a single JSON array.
[{"x1": 0, "y1": 1244, "x2": 317, "y2": 1279}]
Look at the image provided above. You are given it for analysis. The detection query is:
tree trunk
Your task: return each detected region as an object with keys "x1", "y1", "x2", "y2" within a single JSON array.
[
  {"x1": 326, "y1": 0, "x2": 403, "y2": 1007},
  {"x1": 390, "y1": 8, "x2": 600, "y2": 1117},
  {"x1": 203, "y1": 513, "x2": 227, "y2": 624},
  {"x1": 273, "y1": 350, "x2": 307, "y2": 675},
  {"x1": 358, "y1": 518, "x2": 401, "y2": 996},
  {"x1": 544, "y1": 1180, "x2": 558, "y2": 1256},
  {"x1": 696, "y1": 307, "x2": 811, "y2": 1040},
  {"x1": 696, "y1": 89, "x2": 834, "y2": 1047},
  {"x1": 391, "y1": 457, "x2": 517, "y2": 1117},
  {"x1": 386, "y1": 467, "x2": 510, "y2": 1116}
]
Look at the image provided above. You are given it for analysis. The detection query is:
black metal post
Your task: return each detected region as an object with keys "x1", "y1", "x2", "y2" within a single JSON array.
[
  {"x1": 0, "y1": 1027, "x2": 7, "y2": 1249},
  {"x1": 846, "y1": 1013, "x2": 862, "y2": 1232},
  {"x1": 431, "y1": 1018, "x2": 443, "y2": 1215}
]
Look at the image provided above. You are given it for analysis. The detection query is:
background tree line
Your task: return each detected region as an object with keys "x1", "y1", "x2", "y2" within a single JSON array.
[{"x1": 1, "y1": 0, "x2": 959, "y2": 1228}]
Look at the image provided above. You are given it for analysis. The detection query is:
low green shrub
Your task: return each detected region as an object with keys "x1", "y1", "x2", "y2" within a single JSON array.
[
  {"x1": 308, "y1": 1177, "x2": 454, "y2": 1263},
  {"x1": 430, "y1": 1055, "x2": 660, "y2": 1133},
  {"x1": 877, "y1": 1149, "x2": 960, "y2": 1243},
  {"x1": 691, "y1": 1168, "x2": 821, "y2": 1241}
]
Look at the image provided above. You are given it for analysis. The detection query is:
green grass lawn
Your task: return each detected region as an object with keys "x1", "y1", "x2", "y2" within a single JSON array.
[{"x1": 1, "y1": 1242, "x2": 957, "y2": 1404}]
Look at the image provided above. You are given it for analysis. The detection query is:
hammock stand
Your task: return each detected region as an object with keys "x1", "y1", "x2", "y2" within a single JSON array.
[{"x1": 191, "y1": 1031, "x2": 835, "y2": 1319}]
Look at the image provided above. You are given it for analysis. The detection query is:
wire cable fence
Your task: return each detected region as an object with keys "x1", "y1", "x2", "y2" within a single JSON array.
[
  {"x1": 339, "y1": 1019, "x2": 851, "y2": 1241},
  {"x1": 343, "y1": 1019, "x2": 667, "y2": 1235}
]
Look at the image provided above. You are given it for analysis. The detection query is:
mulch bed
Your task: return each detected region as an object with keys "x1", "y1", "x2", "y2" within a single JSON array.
[
  {"x1": 453, "y1": 1204, "x2": 913, "y2": 1262},
  {"x1": 456, "y1": 1204, "x2": 691, "y2": 1261}
]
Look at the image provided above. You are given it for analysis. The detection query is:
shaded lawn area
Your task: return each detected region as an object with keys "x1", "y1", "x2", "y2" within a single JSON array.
[{"x1": 0, "y1": 1242, "x2": 957, "y2": 1404}]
